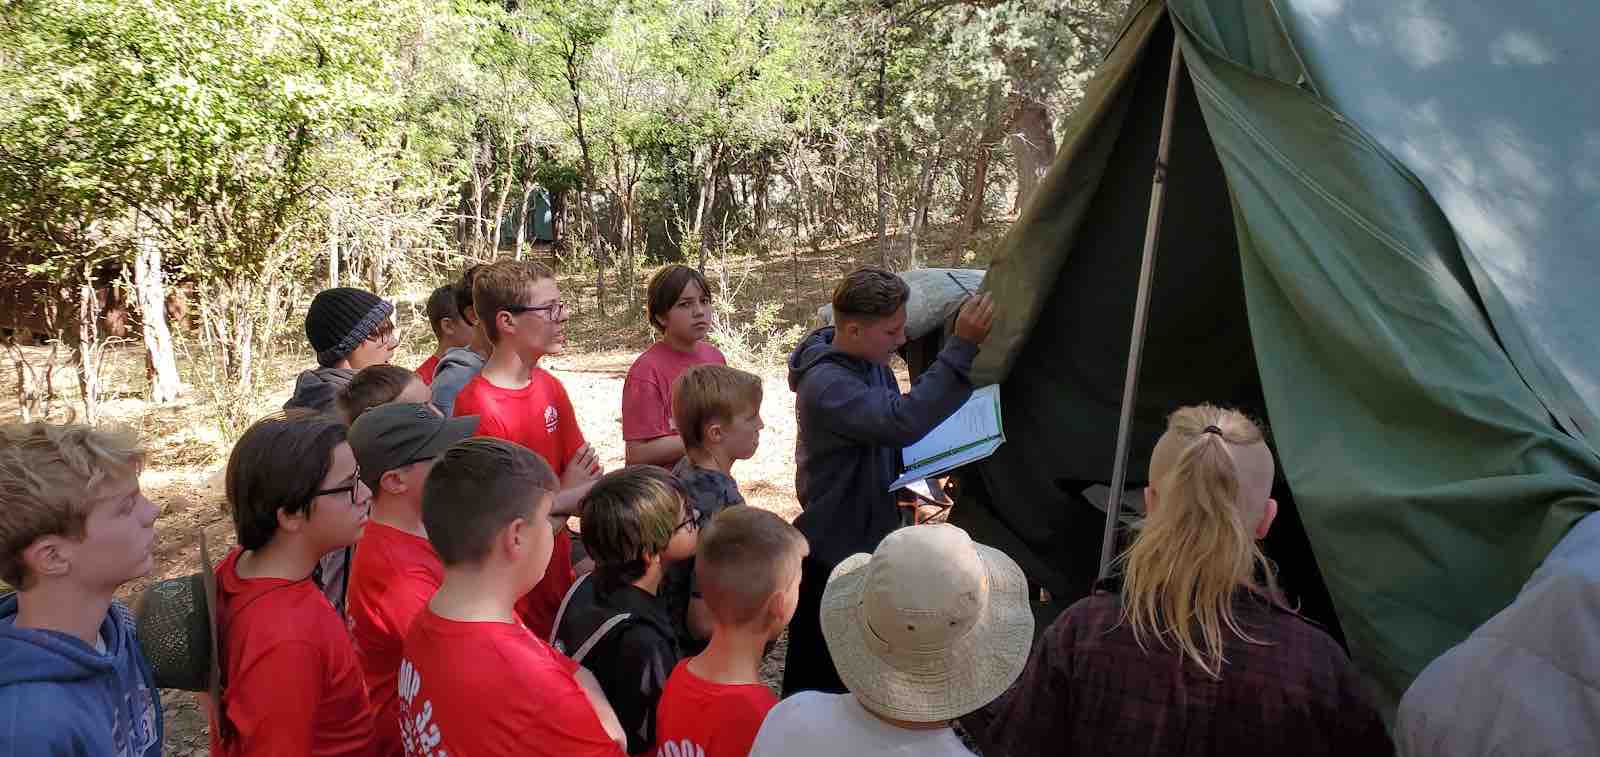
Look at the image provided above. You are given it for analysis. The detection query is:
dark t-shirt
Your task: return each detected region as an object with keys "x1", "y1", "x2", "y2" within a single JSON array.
[
  {"x1": 551, "y1": 577, "x2": 679, "y2": 755},
  {"x1": 664, "y1": 458, "x2": 747, "y2": 654}
]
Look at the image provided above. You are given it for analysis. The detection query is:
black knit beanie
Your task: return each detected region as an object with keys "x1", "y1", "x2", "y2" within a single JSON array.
[{"x1": 305, "y1": 288, "x2": 393, "y2": 367}]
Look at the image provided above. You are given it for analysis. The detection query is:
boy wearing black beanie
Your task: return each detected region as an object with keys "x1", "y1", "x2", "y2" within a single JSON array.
[{"x1": 286, "y1": 287, "x2": 397, "y2": 414}]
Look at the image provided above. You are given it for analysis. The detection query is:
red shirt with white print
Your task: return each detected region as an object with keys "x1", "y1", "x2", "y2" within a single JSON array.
[
  {"x1": 451, "y1": 366, "x2": 585, "y2": 639},
  {"x1": 621, "y1": 341, "x2": 726, "y2": 443},
  {"x1": 210, "y1": 547, "x2": 375, "y2": 757},
  {"x1": 653, "y1": 659, "x2": 777, "y2": 757},
  {"x1": 347, "y1": 523, "x2": 444, "y2": 757},
  {"x1": 398, "y1": 608, "x2": 623, "y2": 757}
]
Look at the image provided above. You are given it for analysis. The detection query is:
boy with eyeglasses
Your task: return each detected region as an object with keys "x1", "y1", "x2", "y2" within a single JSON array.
[
  {"x1": 452, "y1": 259, "x2": 604, "y2": 639},
  {"x1": 287, "y1": 287, "x2": 397, "y2": 414},
  {"x1": 210, "y1": 411, "x2": 375, "y2": 756},
  {"x1": 345, "y1": 403, "x2": 479, "y2": 756},
  {"x1": 552, "y1": 466, "x2": 700, "y2": 754}
]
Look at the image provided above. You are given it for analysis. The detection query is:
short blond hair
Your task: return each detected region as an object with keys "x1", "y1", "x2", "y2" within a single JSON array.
[
  {"x1": 672, "y1": 364, "x2": 762, "y2": 450},
  {"x1": 473, "y1": 259, "x2": 555, "y2": 343},
  {"x1": 696, "y1": 508, "x2": 807, "y2": 626},
  {"x1": 0, "y1": 423, "x2": 145, "y2": 587}
]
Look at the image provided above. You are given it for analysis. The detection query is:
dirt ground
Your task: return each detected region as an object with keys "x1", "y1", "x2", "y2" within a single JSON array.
[{"x1": 0, "y1": 224, "x2": 1005, "y2": 753}]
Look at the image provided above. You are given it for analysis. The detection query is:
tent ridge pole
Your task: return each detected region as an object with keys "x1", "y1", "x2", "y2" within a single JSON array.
[{"x1": 1098, "y1": 34, "x2": 1185, "y2": 580}]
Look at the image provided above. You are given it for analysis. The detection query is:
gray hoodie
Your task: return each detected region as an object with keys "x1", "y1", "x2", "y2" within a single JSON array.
[
  {"x1": 283, "y1": 367, "x2": 355, "y2": 414},
  {"x1": 430, "y1": 346, "x2": 488, "y2": 418},
  {"x1": 786, "y1": 327, "x2": 977, "y2": 567}
]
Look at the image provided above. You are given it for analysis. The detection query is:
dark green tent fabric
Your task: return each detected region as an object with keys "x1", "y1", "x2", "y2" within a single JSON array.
[{"x1": 956, "y1": 0, "x2": 1600, "y2": 714}]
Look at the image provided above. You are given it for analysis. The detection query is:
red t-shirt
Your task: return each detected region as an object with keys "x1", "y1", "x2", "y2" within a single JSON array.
[
  {"x1": 452, "y1": 366, "x2": 585, "y2": 639},
  {"x1": 653, "y1": 659, "x2": 777, "y2": 757},
  {"x1": 347, "y1": 523, "x2": 444, "y2": 757},
  {"x1": 398, "y1": 608, "x2": 623, "y2": 757},
  {"x1": 210, "y1": 547, "x2": 375, "y2": 757},
  {"x1": 416, "y1": 355, "x2": 441, "y2": 385},
  {"x1": 621, "y1": 341, "x2": 726, "y2": 442}
]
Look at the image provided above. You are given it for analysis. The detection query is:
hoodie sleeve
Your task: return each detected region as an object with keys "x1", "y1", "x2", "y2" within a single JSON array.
[
  {"x1": 431, "y1": 361, "x2": 470, "y2": 418},
  {"x1": 804, "y1": 336, "x2": 979, "y2": 448}
]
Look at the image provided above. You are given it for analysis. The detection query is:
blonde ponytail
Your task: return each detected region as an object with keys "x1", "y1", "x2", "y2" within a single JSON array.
[{"x1": 1119, "y1": 404, "x2": 1280, "y2": 678}]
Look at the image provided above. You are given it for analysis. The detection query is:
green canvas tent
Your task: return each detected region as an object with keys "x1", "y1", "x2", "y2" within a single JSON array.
[{"x1": 949, "y1": 0, "x2": 1600, "y2": 713}]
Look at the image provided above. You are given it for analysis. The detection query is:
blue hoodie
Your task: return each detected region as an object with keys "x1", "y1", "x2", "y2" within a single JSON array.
[
  {"x1": 786, "y1": 326, "x2": 978, "y2": 567},
  {"x1": 0, "y1": 593, "x2": 163, "y2": 756}
]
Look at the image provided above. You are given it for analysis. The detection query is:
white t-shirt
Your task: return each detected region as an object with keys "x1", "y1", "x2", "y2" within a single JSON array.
[{"x1": 748, "y1": 691, "x2": 972, "y2": 757}]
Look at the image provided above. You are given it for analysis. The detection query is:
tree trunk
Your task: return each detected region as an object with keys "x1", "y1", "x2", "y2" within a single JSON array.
[
  {"x1": 327, "y1": 205, "x2": 340, "y2": 287},
  {"x1": 693, "y1": 143, "x2": 720, "y2": 273},
  {"x1": 1009, "y1": 97, "x2": 1056, "y2": 213},
  {"x1": 873, "y1": 9, "x2": 893, "y2": 267},
  {"x1": 753, "y1": 154, "x2": 771, "y2": 245},
  {"x1": 907, "y1": 146, "x2": 941, "y2": 271},
  {"x1": 74, "y1": 276, "x2": 99, "y2": 424},
  {"x1": 965, "y1": 84, "x2": 1004, "y2": 237},
  {"x1": 134, "y1": 235, "x2": 180, "y2": 404}
]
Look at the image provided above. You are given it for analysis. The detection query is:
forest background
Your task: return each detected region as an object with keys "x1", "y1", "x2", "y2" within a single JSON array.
[{"x1": 2, "y1": 2, "x2": 1129, "y2": 747}]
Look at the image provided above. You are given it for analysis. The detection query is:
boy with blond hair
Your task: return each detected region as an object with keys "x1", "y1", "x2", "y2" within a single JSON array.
[
  {"x1": 666, "y1": 363, "x2": 763, "y2": 648},
  {"x1": 452, "y1": 259, "x2": 603, "y2": 638},
  {"x1": 0, "y1": 423, "x2": 163, "y2": 756},
  {"x1": 399, "y1": 437, "x2": 624, "y2": 756},
  {"x1": 553, "y1": 466, "x2": 700, "y2": 754},
  {"x1": 655, "y1": 508, "x2": 807, "y2": 757}
]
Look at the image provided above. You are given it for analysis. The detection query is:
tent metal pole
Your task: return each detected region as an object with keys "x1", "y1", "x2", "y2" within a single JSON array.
[{"x1": 1098, "y1": 35, "x2": 1185, "y2": 580}]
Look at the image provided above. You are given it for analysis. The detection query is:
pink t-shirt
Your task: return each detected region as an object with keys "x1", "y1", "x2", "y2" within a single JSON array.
[{"x1": 621, "y1": 341, "x2": 726, "y2": 442}]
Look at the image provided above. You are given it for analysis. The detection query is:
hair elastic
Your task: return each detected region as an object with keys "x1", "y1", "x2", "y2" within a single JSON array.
[{"x1": 1202, "y1": 425, "x2": 1223, "y2": 436}]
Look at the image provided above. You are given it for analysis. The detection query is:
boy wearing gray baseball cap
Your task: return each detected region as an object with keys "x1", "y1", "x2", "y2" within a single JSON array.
[{"x1": 345, "y1": 402, "x2": 478, "y2": 757}]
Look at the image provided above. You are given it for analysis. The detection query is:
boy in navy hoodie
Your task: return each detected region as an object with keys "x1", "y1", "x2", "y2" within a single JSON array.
[
  {"x1": 0, "y1": 422, "x2": 163, "y2": 756},
  {"x1": 782, "y1": 266, "x2": 993, "y2": 696}
]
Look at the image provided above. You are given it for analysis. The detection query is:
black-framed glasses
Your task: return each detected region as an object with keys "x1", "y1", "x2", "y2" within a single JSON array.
[
  {"x1": 503, "y1": 301, "x2": 568, "y2": 321},
  {"x1": 312, "y1": 468, "x2": 366, "y2": 508},
  {"x1": 674, "y1": 506, "x2": 705, "y2": 535}
]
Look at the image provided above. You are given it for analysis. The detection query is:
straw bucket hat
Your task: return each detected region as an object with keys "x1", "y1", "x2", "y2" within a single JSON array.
[{"x1": 820, "y1": 523, "x2": 1033, "y2": 723}]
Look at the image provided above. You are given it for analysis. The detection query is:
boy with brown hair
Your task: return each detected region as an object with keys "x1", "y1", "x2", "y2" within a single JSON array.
[
  {"x1": 399, "y1": 437, "x2": 624, "y2": 756},
  {"x1": 0, "y1": 422, "x2": 163, "y2": 756},
  {"x1": 783, "y1": 265, "x2": 994, "y2": 695},
  {"x1": 429, "y1": 263, "x2": 491, "y2": 417},
  {"x1": 336, "y1": 364, "x2": 434, "y2": 426},
  {"x1": 452, "y1": 259, "x2": 603, "y2": 639},
  {"x1": 623, "y1": 264, "x2": 726, "y2": 466},
  {"x1": 416, "y1": 284, "x2": 472, "y2": 385},
  {"x1": 666, "y1": 363, "x2": 764, "y2": 648},
  {"x1": 654, "y1": 507, "x2": 807, "y2": 757},
  {"x1": 552, "y1": 466, "x2": 699, "y2": 754}
]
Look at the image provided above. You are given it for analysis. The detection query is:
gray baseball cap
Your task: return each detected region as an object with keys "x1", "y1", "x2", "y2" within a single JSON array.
[{"x1": 348, "y1": 402, "x2": 479, "y2": 489}]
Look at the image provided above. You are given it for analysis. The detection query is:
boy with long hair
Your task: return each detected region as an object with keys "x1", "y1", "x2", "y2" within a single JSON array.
[
  {"x1": 973, "y1": 406, "x2": 1390, "y2": 756},
  {"x1": 623, "y1": 265, "x2": 726, "y2": 466},
  {"x1": 211, "y1": 411, "x2": 375, "y2": 756}
]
